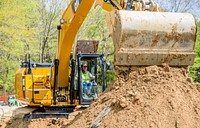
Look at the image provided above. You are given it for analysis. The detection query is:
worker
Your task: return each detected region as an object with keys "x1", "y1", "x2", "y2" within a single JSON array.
[{"x1": 81, "y1": 63, "x2": 95, "y2": 96}]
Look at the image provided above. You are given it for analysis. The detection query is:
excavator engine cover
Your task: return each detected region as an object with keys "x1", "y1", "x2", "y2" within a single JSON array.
[{"x1": 107, "y1": 10, "x2": 197, "y2": 66}]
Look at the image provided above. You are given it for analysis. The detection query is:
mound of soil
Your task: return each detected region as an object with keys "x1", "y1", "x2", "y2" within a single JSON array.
[
  {"x1": 65, "y1": 65, "x2": 200, "y2": 128},
  {"x1": 4, "y1": 118, "x2": 69, "y2": 128},
  {"x1": 2, "y1": 106, "x2": 74, "y2": 128}
]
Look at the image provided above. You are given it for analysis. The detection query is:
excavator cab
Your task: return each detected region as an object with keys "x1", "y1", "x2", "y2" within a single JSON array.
[
  {"x1": 71, "y1": 40, "x2": 108, "y2": 105},
  {"x1": 77, "y1": 53, "x2": 106, "y2": 105}
]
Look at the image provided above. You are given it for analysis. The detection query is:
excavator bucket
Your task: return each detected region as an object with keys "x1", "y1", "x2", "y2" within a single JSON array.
[{"x1": 107, "y1": 10, "x2": 197, "y2": 66}]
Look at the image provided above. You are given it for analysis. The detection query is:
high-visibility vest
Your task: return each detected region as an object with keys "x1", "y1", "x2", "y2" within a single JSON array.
[{"x1": 81, "y1": 71, "x2": 90, "y2": 83}]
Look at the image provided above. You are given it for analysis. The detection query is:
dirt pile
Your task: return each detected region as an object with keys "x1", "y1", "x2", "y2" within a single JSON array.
[
  {"x1": 2, "y1": 118, "x2": 69, "y2": 128},
  {"x1": 2, "y1": 109, "x2": 80, "y2": 128},
  {"x1": 65, "y1": 65, "x2": 200, "y2": 128}
]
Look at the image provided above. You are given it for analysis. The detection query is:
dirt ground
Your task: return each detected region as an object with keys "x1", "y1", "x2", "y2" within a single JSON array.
[
  {"x1": 0, "y1": 117, "x2": 69, "y2": 128},
  {"x1": 1, "y1": 65, "x2": 200, "y2": 128},
  {"x1": 65, "y1": 65, "x2": 200, "y2": 128},
  {"x1": 0, "y1": 106, "x2": 81, "y2": 128}
]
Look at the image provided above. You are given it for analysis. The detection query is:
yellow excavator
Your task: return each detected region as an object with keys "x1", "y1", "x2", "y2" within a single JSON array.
[{"x1": 15, "y1": 0, "x2": 197, "y2": 121}]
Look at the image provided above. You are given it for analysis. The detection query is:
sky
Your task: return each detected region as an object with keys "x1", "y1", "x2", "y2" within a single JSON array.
[
  {"x1": 155, "y1": 0, "x2": 200, "y2": 20},
  {"x1": 50, "y1": 0, "x2": 200, "y2": 20}
]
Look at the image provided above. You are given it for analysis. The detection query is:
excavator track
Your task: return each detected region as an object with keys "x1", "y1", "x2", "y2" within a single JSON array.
[{"x1": 22, "y1": 106, "x2": 75, "y2": 121}]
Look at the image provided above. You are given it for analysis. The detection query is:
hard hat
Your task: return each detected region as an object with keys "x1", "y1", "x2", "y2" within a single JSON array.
[{"x1": 83, "y1": 63, "x2": 87, "y2": 67}]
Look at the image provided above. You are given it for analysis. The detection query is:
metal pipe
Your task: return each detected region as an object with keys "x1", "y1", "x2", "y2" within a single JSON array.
[
  {"x1": 27, "y1": 54, "x2": 32, "y2": 74},
  {"x1": 101, "y1": 56, "x2": 106, "y2": 91},
  {"x1": 73, "y1": 35, "x2": 78, "y2": 60},
  {"x1": 125, "y1": 0, "x2": 132, "y2": 10},
  {"x1": 53, "y1": 59, "x2": 59, "y2": 105},
  {"x1": 70, "y1": 59, "x2": 76, "y2": 104},
  {"x1": 77, "y1": 56, "x2": 82, "y2": 104},
  {"x1": 53, "y1": 26, "x2": 61, "y2": 105}
]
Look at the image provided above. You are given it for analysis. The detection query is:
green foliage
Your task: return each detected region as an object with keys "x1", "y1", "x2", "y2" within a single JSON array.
[
  {"x1": 35, "y1": 0, "x2": 63, "y2": 63},
  {"x1": 195, "y1": 22, "x2": 200, "y2": 58},
  {"x1": 0, "y1": 0, "x2": 39, "y2": 93},
  {"x1": 77, "y1": 7, "x2": 115, "y2": 86},
  {"x1": 78, "y1": 7, "x2": 114, "y2": 55},
  {"x1": 0, "y1": 0, "x2": 116, "y2": 94},
  {"x1": 0, "y1": 0, "x2": 65, "y2": 93},
  {"x1": 190, "y1": 22, "x2": 200, "y2": 82}
]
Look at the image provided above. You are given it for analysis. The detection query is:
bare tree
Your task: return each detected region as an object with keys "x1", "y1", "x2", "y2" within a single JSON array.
[
  {"x1": 36, "y1": 0, "x2": 68, "y2": 63},
  {"x1": 154, "y1": 0, "x2": 200, "y2": 19},
  {"x1": 155, "y1": 0, "x2": 198, "y2": 12}
]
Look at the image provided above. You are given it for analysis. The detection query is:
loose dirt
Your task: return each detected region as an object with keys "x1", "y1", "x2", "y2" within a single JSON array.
[
  {"x1": 1, "y1": 118, "x2": 70, "y2": 128},
  {"x1": 0, "y1": 107, "x2": 80, "y2": 128},
  {"x1": 64, "y1": 65, "x2": 200, "y2": 128},
  {"x1": 2, "y1": 65, "x2": 200, "y2": 128}
]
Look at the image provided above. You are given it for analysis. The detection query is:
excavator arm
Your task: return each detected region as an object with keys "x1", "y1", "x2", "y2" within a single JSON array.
[
  {"x1": 56, "y1": 0, "x2": 125, "y2": 88},
  {"x1": 57, "y1": 0, "x2": 94, "y2": 88},
  {"x1": 56, "y1": 0, "x2": 164, "y2": 88}
]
